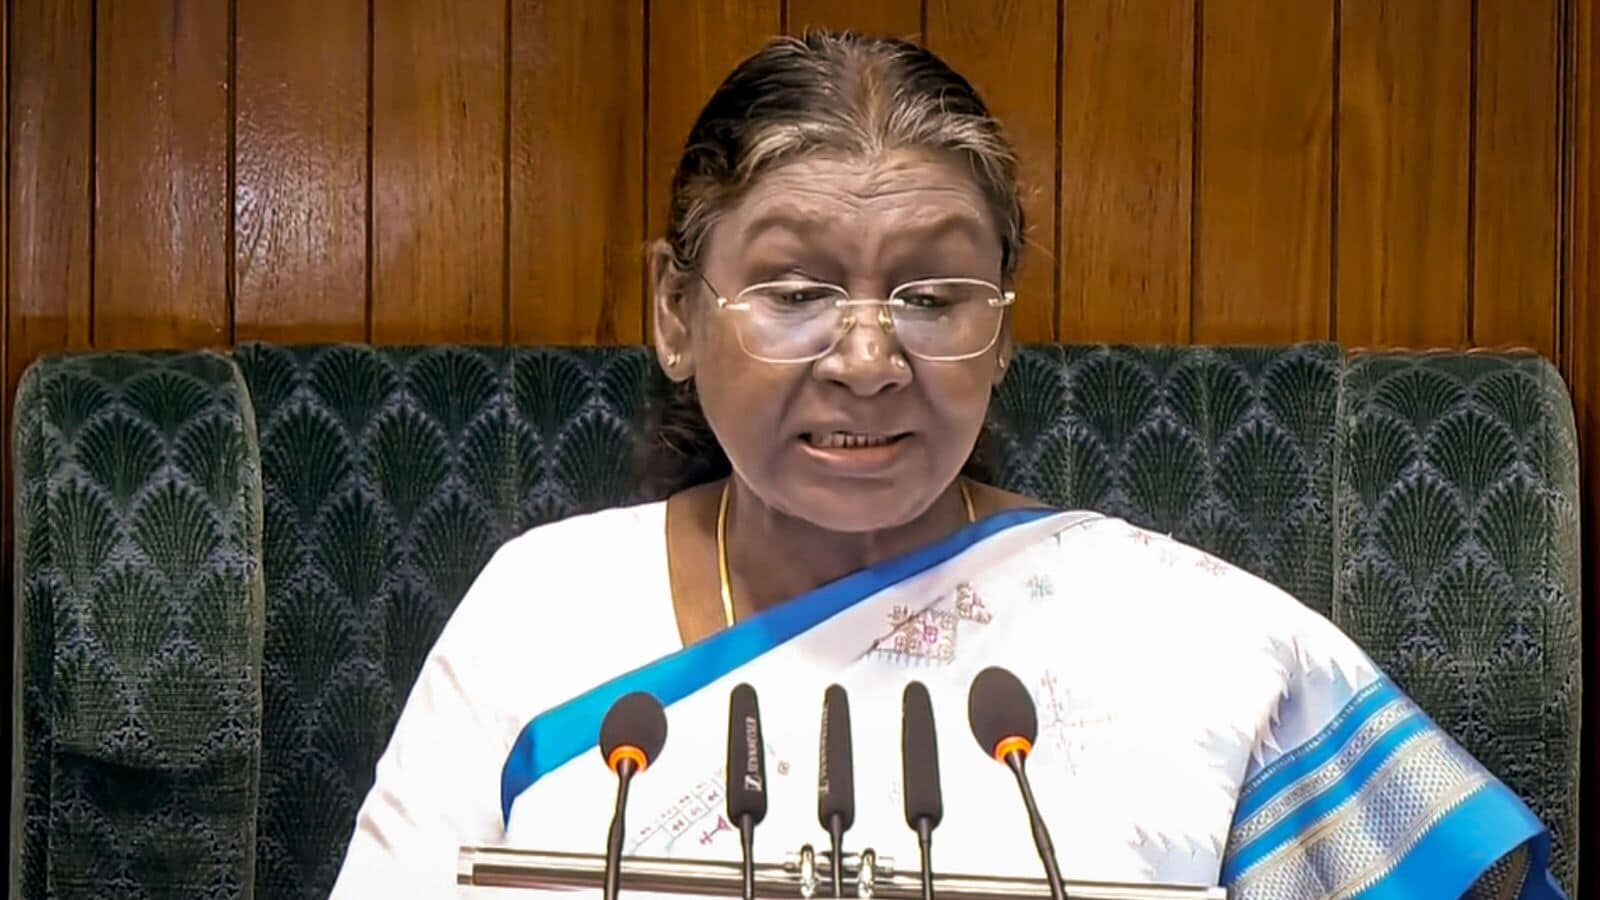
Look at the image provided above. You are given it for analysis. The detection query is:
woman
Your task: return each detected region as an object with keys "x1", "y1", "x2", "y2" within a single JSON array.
[{"x1": 333, "y1": 32, "x2": 1560, "y2": 898}]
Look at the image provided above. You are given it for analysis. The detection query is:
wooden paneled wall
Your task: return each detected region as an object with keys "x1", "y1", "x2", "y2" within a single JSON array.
[
  {"x1": 1568, "y1": 0, "x2": 1599, "y2": 883},
  {"x1": 2, "y1": 0, "x2": 1596, "y2": 884},
  {"x1": 4, "y1": 0, "x2": 1578, "y2": 358}
]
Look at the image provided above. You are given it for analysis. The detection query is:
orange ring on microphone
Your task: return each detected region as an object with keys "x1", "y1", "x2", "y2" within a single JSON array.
[
  {"x1": 992, "y1": 735, "x2": 1033, "y2": 763},
  {"x1": 607, "y1": 745, "x2": 648, "y2": 774}
]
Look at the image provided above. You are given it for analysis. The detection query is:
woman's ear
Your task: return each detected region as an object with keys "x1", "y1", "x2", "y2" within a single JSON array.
[{"x1": 651, "y1": 239, "x2": 694, "y2": 382}]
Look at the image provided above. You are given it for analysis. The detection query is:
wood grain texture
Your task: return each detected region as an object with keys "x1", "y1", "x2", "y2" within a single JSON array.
[
  {"x1": 509, "y1": 0, "x2": 645, "y2": 344},
  {"x1": 234, "y1": 0, "x2": 368, "y2": 343},
  {"x1": 785, "y1": 0, "x2": 921, "y2": 38},
  {"x1": 1472, "y1": 0, "x2": 1559, "y2": 356},
  {"x1": 2, "y1": 0, "x2": 8, "y2": 583},
  {"x1": 927, "y1": 0, "x2": 1058, "y2": 343},
  {"x1": 371, "y1": 0, "x2": 506, "y2": 344},
  {"x1": 2, "y1": 0, "x2": 10, "y2": 696},
  {"x1": 1058, "y1": 0, "x2": 1194, "y2": 344},
  {"x1": 1336, "y1": 0, "x2": 1472, "y2": 348},
  {"x1": 645, "y1": 0, "x2": 782, "y2": 247},
  {"x1": 94, "y1": 0, "x2": 231, "y2": 349},
  {"x1": 1567, "y1": 1, "x2": 1600, "y2": 891},
  {"x1": 5, "y1": 5, "x2": 94, "y2": 752},
  {"x1": 7, "y1": 0, "x2": 94, "y2": 389},
  {"x1": 1195, "y1": 0, "x2": 1333, "y2": 343}
]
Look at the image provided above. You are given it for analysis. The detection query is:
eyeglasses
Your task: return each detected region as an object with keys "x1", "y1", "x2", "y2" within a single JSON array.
[{"x1": 700, "y1": 275, "x2": 1016, "y2": 364}]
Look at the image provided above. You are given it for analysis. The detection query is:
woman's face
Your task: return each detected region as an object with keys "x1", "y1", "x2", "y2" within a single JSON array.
[{"x1": 656, "y1": 148, "x2": 1010, "y2": 533}]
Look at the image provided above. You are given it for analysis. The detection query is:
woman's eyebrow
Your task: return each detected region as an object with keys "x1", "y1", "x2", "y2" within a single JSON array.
[
  {"x1": 739, "y1": 206, "x2": 832, "y2": 243},
  {"x1": 881, "y1": 211, "x2": 992, "y2": 248},
  {"x1": 740, "y1": 207, "x2": 991, "y2": 246}
]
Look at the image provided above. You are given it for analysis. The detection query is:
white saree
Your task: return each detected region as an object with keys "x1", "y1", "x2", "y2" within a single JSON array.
[{"x1": 336, "y1": 503, "x2": 1562, "y2": 899}]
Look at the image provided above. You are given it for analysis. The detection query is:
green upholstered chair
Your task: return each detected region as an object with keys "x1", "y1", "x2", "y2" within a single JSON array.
[{"x1": 11, "y1": 342, "x2": 1581, "y2": 898}]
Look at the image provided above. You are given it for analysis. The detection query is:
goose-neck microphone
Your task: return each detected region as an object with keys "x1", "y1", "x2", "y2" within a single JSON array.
[
  {"x1": 817, "y1": 684, "x2": 855, "y2": 897},
  {"x1": 598, "y1": 691, "x2": 667, "y2": 900},
  {"x1": 967, "y1": 666, "x2": 1064, "y2": 900},
  {"x1": 725, "y1": 683, "x2": 767, "y2": 900},
  {"x1": 901, "y1": 681, "x2": 943, "y2": 900}
]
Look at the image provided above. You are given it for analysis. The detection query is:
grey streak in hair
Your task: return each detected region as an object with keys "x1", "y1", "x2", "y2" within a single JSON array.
[{"x1": 663, "y1": 31, "x2": 1026, "y2": 284}]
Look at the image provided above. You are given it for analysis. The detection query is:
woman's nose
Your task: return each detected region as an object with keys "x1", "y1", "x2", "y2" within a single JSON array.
[{"x1": 812, "y1": 310, "x2": 913, "y2": 395}]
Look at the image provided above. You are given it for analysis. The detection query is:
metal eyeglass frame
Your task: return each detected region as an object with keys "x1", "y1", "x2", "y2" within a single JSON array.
[{"x1": 697, "y1": 273, "x2": 1017, "y2": 364}]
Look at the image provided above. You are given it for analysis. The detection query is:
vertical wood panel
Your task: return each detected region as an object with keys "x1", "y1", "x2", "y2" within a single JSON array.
[
  {"x1": 1472, "y1": 0, "x2": 1559, "y2": 356},
  {"x1": 785, "y1": 0, "x2": 921, "y2": 38},
  {"x1": 234, "y1": 0, "x2": 369, "y2": 343},
  {"x1": 509, "y1": 0, "x2": 644, "y2": 344},
  {"x1": 1195, "y1": 0, "x2": 1333, "y2": 343},
  {"x1": 927, "y1": 0, "x2": 1058, "y2": 343},
  {"x1": 94, "y1": 0, "x2": 231, "y2": 349},
  {"x1": 8, "y1": 0, "x2": 93, "y2": 388},
  {"x1": 1336, "y1": 0, "x2": 1472, "y2": 348},
  {"x1": 1058, "y1": 0, "x2": 1193, "y2": 344},
  {"x1": 6, "y1": 9, "x2": 94, "y2": 747},
  {"x1": 2, "y1": 0, "x2": 11, "y2": 723},
  {"x1": 372, "y1": 0, "x2": 506, "y2": 344},
  {"x1": 645, "y1": 0, "x2": 782, "y2": 269},
  {"x1": 3, "y1": 0, "x2": 9, "y2": 601},
  {"x1": 1567, "y1": 1, "x2": 1600, "y2": 889}
]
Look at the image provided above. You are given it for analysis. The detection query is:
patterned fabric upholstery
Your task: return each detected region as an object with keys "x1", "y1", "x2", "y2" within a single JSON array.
[
  {"x1": 986, "y1": 345, "x2": 1582, "y2": 892},
  {"x1": 12, "y1": 352, "x2": 264, "y2": 899},
  {"x1": 986, "y1": 345, "x2": 1342, "y2": 615},
  {"x1": 11, "y1": 342, "x2": 1581, "y2": 898},
  {"x1": 1333, "y1": 352, "x2": 1582, "y2": 891},
  {"x1": 232, "y1": 344, "x2": 650, "y2": 897}
]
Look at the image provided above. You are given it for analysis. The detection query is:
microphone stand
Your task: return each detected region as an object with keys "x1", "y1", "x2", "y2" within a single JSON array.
[
  {"x1": 604, "y1": 757, "x2": 639, "y2": 900},
  {"x1": 1002, "y1": 752, "x2": 1065, "y2": 900},
  {"x1": 739, "y1": 813, "x2": 756, "y2": 900},
  {"x1": 915, "y1": 817, "x2": 935, "y2": 900},
  {"x1": 827, "y1": 813, "x2": 846, "y2": 898}
]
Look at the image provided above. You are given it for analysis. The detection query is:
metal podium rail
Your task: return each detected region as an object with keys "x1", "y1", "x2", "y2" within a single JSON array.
[{"x1": 458, "y1": 846, "x2": 1229, "y2": 898}]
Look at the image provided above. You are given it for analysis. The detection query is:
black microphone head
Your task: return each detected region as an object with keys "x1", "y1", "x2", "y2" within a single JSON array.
[
  {"x1": 599, "y1": 691, "x2": 667, "y2": 773},
  {"x1": 726, "y1": 683, "x2": 768, "y2": 824},
  {"x1": 967, "y1": 666, "x2": 1037, "y2": 762},
  {"x1": 901, "y1": 681, "x2": 943, "y2": 829},
  {"x1": 817, "y1": 683, "x2": 855, "y2": 831}
]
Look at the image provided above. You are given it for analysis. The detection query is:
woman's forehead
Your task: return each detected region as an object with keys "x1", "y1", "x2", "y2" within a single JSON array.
[{"x1": 725, "y1": 150, "x2": 998, "y2": 244}]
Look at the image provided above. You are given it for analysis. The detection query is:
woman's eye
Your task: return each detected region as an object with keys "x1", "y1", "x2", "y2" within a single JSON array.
[
  {"x1": 900, "y1": 291, "x2": 951, "y2": 309},
  {"x1": 774, "y1": 287, "x2": 834, "y2": 306}
]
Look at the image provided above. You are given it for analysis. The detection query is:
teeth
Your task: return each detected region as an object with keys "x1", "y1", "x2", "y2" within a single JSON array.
[{"x1": 808, "y1": 431, "x2": 896, "y2": 449}]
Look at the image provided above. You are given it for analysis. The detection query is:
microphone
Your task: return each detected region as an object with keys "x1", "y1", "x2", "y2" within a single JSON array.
[
  {"x1": 725, "y1": 684, "x2": 767, "y2": 900},
  {"x1": 901, "y1": 682, "x2": 942, "y2": 900},
  {"x1": 817, "y1": 684, "x2": 855, "y2": 897},
  {"x1": 598, "y1": 691, "x2": 668, "y2": 900},
  {"x1": 967, "y1": 666, "x2": 1065, "y2": 900}
]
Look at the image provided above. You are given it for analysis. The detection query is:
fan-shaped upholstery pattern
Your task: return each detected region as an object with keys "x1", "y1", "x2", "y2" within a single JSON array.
[{"x1": 11, "y1": 342, "x2": 1580, "y2": 897}]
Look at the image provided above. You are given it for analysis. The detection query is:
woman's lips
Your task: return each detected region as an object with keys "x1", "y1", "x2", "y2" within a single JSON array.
[{"x1": 796, "y1": 431, "x2": 912, "y2": 473}]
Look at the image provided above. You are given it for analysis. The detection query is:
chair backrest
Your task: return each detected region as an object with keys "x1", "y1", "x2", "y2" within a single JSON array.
[
  {"x1": 12, "y1": 351, "x2": 265, "y2": 898},
  {"x1": 12, "y1": 342, "x2": 1580, "y2": 898},
  {"x1": 987, "y1": 345, "x2": 1581, "y2": 894}
]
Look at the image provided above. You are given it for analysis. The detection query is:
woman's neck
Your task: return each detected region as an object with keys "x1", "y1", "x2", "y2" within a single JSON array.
[{"x1": 722, "y1": 476, "x2": 970, "y2": 615}]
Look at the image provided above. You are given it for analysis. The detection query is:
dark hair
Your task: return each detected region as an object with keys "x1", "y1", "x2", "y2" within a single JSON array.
[{"x1": 639, "y1": 30, "x2": 1025, "y2": 499}]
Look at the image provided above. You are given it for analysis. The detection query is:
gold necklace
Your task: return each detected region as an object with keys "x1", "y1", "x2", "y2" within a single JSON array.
[{"x1": 716, "y1": 479, "x2": 977, "y2": 628}]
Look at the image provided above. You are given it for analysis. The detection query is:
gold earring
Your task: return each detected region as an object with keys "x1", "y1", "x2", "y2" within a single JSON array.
[
  {"x1": 666, "y1": 352, "x2": 680, "y2": 367},
  {"x1": 998, "y1": 356, "x2": 1009, "y2": 371}
]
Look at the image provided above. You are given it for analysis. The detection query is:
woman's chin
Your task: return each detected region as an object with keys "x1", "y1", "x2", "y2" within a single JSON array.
[{"x1": 773, "y1": 485, "x2": 950, "y2": 535}]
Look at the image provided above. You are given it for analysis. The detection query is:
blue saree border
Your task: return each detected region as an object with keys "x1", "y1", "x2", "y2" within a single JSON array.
[
  {"x1": 498, "y1": 506, "x2": 1061, "y2": 825},
  {"x1": 1231, "y1": 678, "x2": 1400, "y2": 824},
  {"x1": 1223, "y1": 676, "x2": 1563, "y2": 898},
  {"x1": 1351, "y1": 783, "x2": 1558, "y2": 900}
]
